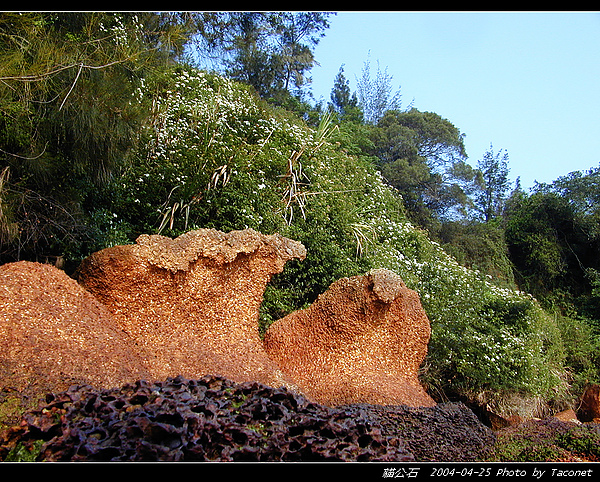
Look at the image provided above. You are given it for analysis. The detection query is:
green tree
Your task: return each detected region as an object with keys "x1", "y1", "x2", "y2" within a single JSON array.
[
  {"x1": 475, "y1": 144, "x2": 511, "y2": 221},
  {"x1": 199, "y1": 12, "x2": 333, "y2": 102},
  {"x1": 540, "y1": 165, "x2": 600, "y2": 239},
  {"x1": 371, "y1": 109, "x2": 466, "y2": 168},
  {"x1": 270, "y1": 12, "x2": 332, "y2": 95},
  {"x1": 505, "y1": 190, "x2": 600, "y2": 318},
  {"x1": 328, "y1": 65, "x2": 362, "y2": 123},
  {"x1": 367, "y1": 108, "x2": 468, "y2": 229},
  {"x1": 355, "y1": 53, "x2": 405, "y2": 125},
  {"x1": 438, "y1": 219, "x2": 515, "y2": 286},
  {"x1": 221, "y1": 12, "x2": 282, "y2": 99},
  {"x1": 532, "y1": 166, "x2": 600, "y2": 321}
]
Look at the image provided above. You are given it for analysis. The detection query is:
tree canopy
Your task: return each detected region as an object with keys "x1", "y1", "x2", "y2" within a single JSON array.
[{"x1": 191, "y1": 12, "x2": 333, "y2": 104}]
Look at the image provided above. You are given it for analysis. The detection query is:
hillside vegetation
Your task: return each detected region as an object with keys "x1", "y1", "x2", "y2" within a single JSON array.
[{"x1": 1, "y1": 12, "x2": 598, "y2": 418}]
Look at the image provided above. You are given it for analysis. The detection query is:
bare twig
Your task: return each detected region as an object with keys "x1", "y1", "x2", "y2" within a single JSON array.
[
  {"x1": 58, "y1": 62, "x2": 83, "y2": 111},
  {"x1": 0, "y1": 143, "x2": 48, "y2": 160}
]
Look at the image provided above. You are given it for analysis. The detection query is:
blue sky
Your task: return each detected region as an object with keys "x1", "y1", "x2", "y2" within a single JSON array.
[{"x1": 309, "y1": 11, "x2": 600, "y2": 190}]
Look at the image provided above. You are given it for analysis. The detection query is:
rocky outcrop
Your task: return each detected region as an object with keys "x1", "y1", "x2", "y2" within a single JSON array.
[
  {"x1": 345, "y1": 402, "x2": 496, "y2": 462},
  {"x1": 263, "y1": 269, "x2": 435, "y2": 407},
  {"x1": 0, "y1": 229, "x2": 496, "y2": 462},
  {"x1": 579, "y1": 384, "x2": 600, "y2": 422},
  {"x1": 0, "y1": 375, "x2": 489, "y2": 462},
  {"x1": 0, "y1": 261, "x2": 150, "y2": 399},
  {"x1": 76, "y1": 228, "x2": 306, "y2": 387},
  {"x1": 494, "y1": 416, "x2": 600, "y2": 462},
  {"x1": 1, "y1": 228, "x2": 435, "y2": 426}
]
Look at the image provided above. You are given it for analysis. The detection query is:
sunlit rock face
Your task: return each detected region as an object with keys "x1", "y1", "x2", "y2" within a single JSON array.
[
  {"x1": 77, "y1": 228, "x2": 306, "y2": 386},
  {"x1": 579, "y1": 384, "x2": 600, "y2": 422},
  {"x1": 263, "y1": 268, "x2": 436, "y2": 407},
  {"x1": 1, "y1": 228, "x2": 436, "y2": 414},
  {"x1": 0, "y1": 261, "x2": 151, "y2": 398}
]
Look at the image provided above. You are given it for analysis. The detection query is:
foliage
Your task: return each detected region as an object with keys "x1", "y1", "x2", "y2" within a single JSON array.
[
  {"x1": 475, "y1": 144, "x2": 511, "y2": 222},
  {"x1": 554, "y1": 313, "x2": 600, "y2": 398},
  {"x1": 505, "y1": 189, "x2": 600, "y2": 318},
  {"x1": 367, "y1": 108, "x2": 469, "y2": 229},
  {"x1": 329, "y1": 65, "x2": 363, "y2": 123},
  {"x1": 355, "y1": 53, "x2": 405, "y2": 125},
  {"x1": 0, "y1": 12, "x2": 192, "y2": 264},
  {"x1": 3, "y1": 440, "x2": 44, "y2": 462},
  {"x1": 492, "y1": 418, "x2": 600, "y2": 462},
  {"x1": 191, "y1": 12, "x2": 333, "y2": 103},
  {"x1": 364, "y1": 215, "x2": 567, "y2": 411},
  {"x1": 438, "y1": 219, "x2": 515, "y2": 287},
  {"x1": 502, "y1": 173, "x2": 600, "y2": 396},
  {"x1": 373, "y1": 109, "x2": 467, "y2": 168},
  {"x1": 530, "y1": 166, "x2": 600, "y2": 322}
]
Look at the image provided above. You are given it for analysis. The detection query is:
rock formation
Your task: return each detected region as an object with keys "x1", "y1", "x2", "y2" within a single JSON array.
[
  {"x1": 579, "y1": 384, "x2": 600, "y2": 422},
  {"x1": 263, "y1": 269, "x2": 436, "y2": 407},
  {"x1": 1, "y1": 228, "x2": 436, "y2": 425},
  {"x1": 0, "y1": 261, "x2": 150, "y2": 399},
  {"x1": 76, "y1": 228, "x2": 306, "y2": 387},
  {"x1": 347, "y1": 402, "x2": 496, "y2": 462},
  {"x1": 0, "y1": 375, "x2": 417, "y2": 462}
]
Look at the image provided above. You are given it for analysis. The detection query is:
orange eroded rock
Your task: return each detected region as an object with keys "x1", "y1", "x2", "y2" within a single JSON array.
[
  {"x1": 263, "y1": 269, "x2": 436, "y2": 407},
  {"x1": 76, "y1": 228, "x2": 306, "y2": 386},
  {"x1": 579, "y1": 384, "x2": 600, "y2": 422},
  {"x1": 1, "y1": 229, "x2": 436, "y2": 416},
  {"x1": 0, "y1": 261, "x2": 151, "y2": 397}
]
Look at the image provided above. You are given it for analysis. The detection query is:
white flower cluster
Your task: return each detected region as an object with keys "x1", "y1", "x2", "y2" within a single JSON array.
[
  {"x1": 355, "y1": 180, "x2": 558, "y2": 394},
  {"x1": 144, "y1": 69, "x2": 312, "y2": 171},
  {"x1": 99, "y1": 14, "x2": 144, "y2": 49}
]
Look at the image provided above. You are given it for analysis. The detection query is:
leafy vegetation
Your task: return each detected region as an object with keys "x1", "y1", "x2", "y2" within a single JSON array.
[
  {"x1": 1, "y1": 12, "x2": 598, "y2": 418},
  {"x1": 493, "y1": 418, "x2": 600, "y2": 462}
]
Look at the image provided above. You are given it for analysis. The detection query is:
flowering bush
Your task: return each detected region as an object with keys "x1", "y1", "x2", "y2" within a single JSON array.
[{"x1": 92, "y1": 67, "x2": 569, "y2": 415}]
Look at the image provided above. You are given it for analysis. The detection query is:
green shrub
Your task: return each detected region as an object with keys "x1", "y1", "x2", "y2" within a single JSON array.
[
  {"x1": 365, "y1": 216, "x2": 567, "y2": 410},
  {"x1": 3, "y1": 440, "x2": 45, "y2": 462},
  {"x1": 554, "y1": 314, "x2": 600, "y2": 399},
  {"x1": 492, "y1": 419, "x2": 600, "y2": 462},
  {"x1": 556, "y1": 426, "x2": 600, "y2": 458}
]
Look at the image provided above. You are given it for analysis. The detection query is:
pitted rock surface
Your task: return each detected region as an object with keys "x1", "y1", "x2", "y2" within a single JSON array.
[
  {"x1": 0, "y1": 375, "x2": 416, "y2": 462},
  {"x1": 76, "y1": 228, "x2": 306, "y2": 386},
  {"x1": 0, "y1": 261, "x2": 150, "y2": 403},
  {"x1": 263, "y1": 269, "x2": 435, "y2": 407},
  {"x1": 369, "y1": 268, "x2": 407, "y2": 303},
  {"x1": 345, "y1": 402, "x2": 496, "y2": 461},
  {"x1": 133, "y1": 228, "x2": 305, "y2": 272}
]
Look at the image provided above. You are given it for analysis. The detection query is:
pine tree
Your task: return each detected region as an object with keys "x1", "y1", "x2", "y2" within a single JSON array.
[
  {"x1": 475, "y1": 144, "x2": 510, "y2": 221},
  {"x1": 329, "y1": 65, "x2": 362, "y2": 123}
]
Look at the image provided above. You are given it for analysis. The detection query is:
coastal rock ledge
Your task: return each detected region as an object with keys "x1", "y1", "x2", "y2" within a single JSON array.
[{"x1": 2, "y1": 228, "x2": 438, "y2": 434}]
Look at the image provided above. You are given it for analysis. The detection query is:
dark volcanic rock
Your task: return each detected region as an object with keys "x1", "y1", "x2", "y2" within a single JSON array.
[
  {"x1": 341, "y1": 402, "x2": 496, "y2": 462},
  {"x1": 0, "y1": 375, "x2": 415, "y2": 462}
]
